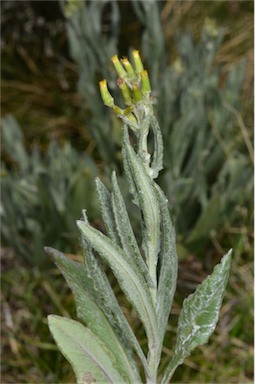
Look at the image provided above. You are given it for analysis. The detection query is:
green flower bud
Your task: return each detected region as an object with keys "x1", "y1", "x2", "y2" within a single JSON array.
[
  {"x1": 141, "y1": 70, "x2": 151, "y2": 93},
  {"x1": 117, "y1": 78, "x2": 132, "y2": 105},
  {"x1": 121, "y1": 57, "x2": 136, "y2": 79},
  {"x1": 132, "y1": 50, "x2": 144, "y2": 74},
  {"x1": 99, "y1": 80, "x2": 114, "y2": 107},
  {"x1": 132, "y1": 83, "x2": 143, "y2": 102},
  {"x1": 111, "y1": 55, "x2": 127, "y2": 79}
]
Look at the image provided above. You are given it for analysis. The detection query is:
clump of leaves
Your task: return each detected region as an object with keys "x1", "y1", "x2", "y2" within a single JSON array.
[
  {"x1": 1, "y1": 116, "x2": 98, "y2": 267},
  {"x1": 61, "y1": 0, "x2": 252, "y2": 252},
  {"x1": 46, "y1": 51, "x2": 231, "y2": 383}
]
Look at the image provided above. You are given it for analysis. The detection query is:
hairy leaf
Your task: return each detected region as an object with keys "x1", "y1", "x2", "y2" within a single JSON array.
[
  {"x1": 122, "y1": 126, "x2": 140, "y2": 206},
  {"x1": 77, "y1": 220, "x2": 159, "y2": 353},
  {"x1": 151, "y1": 116, "x2": 164, "y2": 179},
  {"x1": 161, "y1": 250, "x2": 232, "y2": 383},
  {"x1": 123, "y1": 138, "x2": 161, "y2": 304},
  {"x1": 79, "y1": 211, "x2": 148, "y2": 372},
  {"x1": 45, "y1": 247, "x2": 141, "y2": 383},
  {"x1": 95, "y1": 177, "x2": 120, "y2": 245},
  {"x1": 155, "y1": 185, "x2": 178, "y2": 345},
  {"x1": 111, "y1": 171, "x2": 153, "y2": 287},
  {"x1": 48, "y1": 315, "x2": 126, "y2": 384}
]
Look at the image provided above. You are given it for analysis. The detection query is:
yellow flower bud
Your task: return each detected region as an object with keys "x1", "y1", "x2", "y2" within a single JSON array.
[
  {"x1": 117, "y1": 78, "x2": 132, "y2": 105},
  {"x1": 111, "y1": 55, "x2": 127, "y2": 78},
  {"x1": 99, "y1": 80, "x2": 114, "y2": 107},
  {"x1": 132, "y1": 50, "x2": 144, "y2": 74},
  {"x1": 132, "y1": 83, "x2": 143, "y2": 102},
  {"x1": 121, "y1": 57, "x2": 136, "y2": 79},
  {"x1": 141, "y1": 70, "x2": 151, "y2": 93}
]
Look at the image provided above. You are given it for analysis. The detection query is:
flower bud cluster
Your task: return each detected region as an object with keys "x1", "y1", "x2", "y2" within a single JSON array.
[{"x1": 99, "y1": 50, "x2": 152, "y2": 132}]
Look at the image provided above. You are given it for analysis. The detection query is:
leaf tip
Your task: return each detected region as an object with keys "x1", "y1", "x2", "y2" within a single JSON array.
[
  {"x1": 48, "y1": 314, "x2": 59, "y2": 328},
  {"x1": 44, "y1": 246, "x2": 52, "y2": 254},
  {"x1": 221, "y1": 249, "x2": 232, "y2": 266},
  {"x1": 76, "y1": 219, "x2": 84, "y2": 229}
]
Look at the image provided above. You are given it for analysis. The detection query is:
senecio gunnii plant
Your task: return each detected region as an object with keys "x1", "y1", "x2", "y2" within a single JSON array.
[{"x1": 46, "y1": 51, "x2": 232, "y2": 384}]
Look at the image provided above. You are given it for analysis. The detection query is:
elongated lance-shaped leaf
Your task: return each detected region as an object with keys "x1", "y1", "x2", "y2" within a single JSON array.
[
  {"x1": 151, "y1": 116, "x2": 164, "y2": 179},
  {"x1": 122, "y1": 126, "x2": 140, "y2": 206},
  {"x1": 45, "y1": 247, "x2": 141, "y2": 383},
  {"x1": 80, "y1": 210, "x2": 148, "y2": 372},
  {"x1": 137, "y1": 116, "x2": 151, "y2": 171},
  {"x1": 111, "y1": 171, "x2": 153, "y2": 288},
  {"x1": 77, "y1": 220, "x2": 159, "y2": 355},
  {"x1": 123, "y1": 137, "x2": 161, "y2": 306},
  {"x1": 95, "y1": 177, "x2": 121, "y2": 245},
  {"x1": 155, "y1": 185, "x2": 178, "y2": 347},
  {"x1": 48, "y1": 315, "x2": 126, "y2": 384},
  {"x1": 161, "y1": 250, "x2": 232, "y2": 384}
]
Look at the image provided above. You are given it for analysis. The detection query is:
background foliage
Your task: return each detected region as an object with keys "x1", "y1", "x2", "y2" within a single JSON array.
[
  {"x1": 1, "y1": 1, "x2": 253, "y2": 383},
  {"x1": 1, "y1": 114, "x2": 99, "y2": 267}
]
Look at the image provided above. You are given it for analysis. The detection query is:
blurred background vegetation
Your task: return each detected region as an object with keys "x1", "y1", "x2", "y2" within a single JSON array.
[{"x1": 1, "y1": 1, "x2": 253, "y2": 383}]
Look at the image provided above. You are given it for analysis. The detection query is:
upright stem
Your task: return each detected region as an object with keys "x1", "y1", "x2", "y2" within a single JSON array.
[
  {"x1": 161, "y1": 352, "x2": 182, "y2": 384},
  {"x1": 147, "y1": 337, "x2": 162, "y2": 384},
  {"x1": 138, "y1": 117, "x2": 151, "y2": 168}
]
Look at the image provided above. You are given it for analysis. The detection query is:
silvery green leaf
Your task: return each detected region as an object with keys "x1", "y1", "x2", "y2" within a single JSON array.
[
  {"x1": 187, "y1": 193, "x2": 221, "y2": 244},
  {"x1": 48, "y1": 315, "x2": 126, "y2": 384},
  {"x1": 122, "y1": 126, "x2": 140, "y2": 206},
  {"x1": 111, "y1": 171, "x2": 153, "y2": 287},
  {"x1": 161, "y1": 250, "x2": 232, "y2": 384},
  {"x1": 123, "y1": 139, "x2": 161, "y2": 304},
  {"x1": 79, "y1": 211, "x2": 148, "y2": 371},
  {"x1": 155, "y1": 185, "x2": 177, "y2": 345},
  {"x1": 95, "y1": 177, "x2": 120, "y2": 245},
  {"x1": 45, "y1": 247, "x2": 141, "y2": 383},
  {"x1": 77, "y1": 220, "x2": 159, "y2": 354},
  {"x1": 151, "y1": 116, "x2": 164, "y2": 179},
  {"x1": 137, "y1": 116, "x2": 151, "y2": 169}
]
